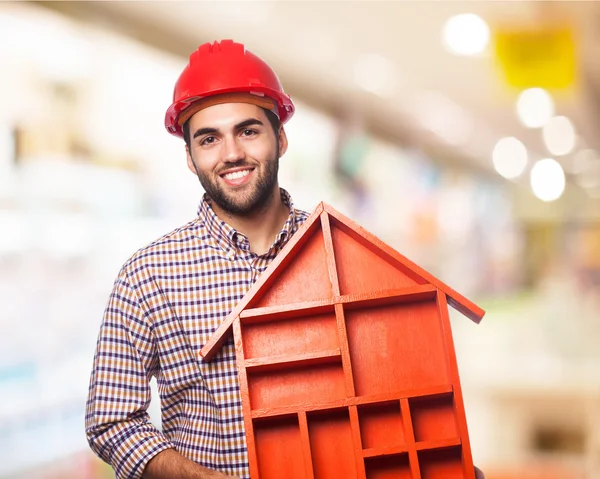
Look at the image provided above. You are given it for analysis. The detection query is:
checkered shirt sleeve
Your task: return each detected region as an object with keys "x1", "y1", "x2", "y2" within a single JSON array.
[{"x1": 85, "y1": 267, "x2": 173, "y2": 479}]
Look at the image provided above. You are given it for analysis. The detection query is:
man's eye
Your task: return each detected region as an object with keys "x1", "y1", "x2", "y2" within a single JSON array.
[
  {"x1": 242, "y1": 129, "x2": 257, "y2": 137},
  {"x1": 201, "y1": 136, "x2": 216, "y2": 145}
]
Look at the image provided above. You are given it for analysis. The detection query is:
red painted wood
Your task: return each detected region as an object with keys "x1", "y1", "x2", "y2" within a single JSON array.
[
  {"x1": 330, "y1": 219, "x2": 425, "y2": 295},
  {"x1": 340, "y1": 285, "x2": 437, "y2": 309},
  {"x1": 415, "y1": 438, "x2": 461, "y2": 451},
  {"x1": 240, "y1": 300, "x2": 334, "y2": 323},
  {"x1": 418, "y1": 447, "x2": 464, "y2": 479},
  {"x1": 351, "y1": 386, "x2": 453, "y2": 405},
  {"x1": 364, "y1": 455, "x2": 413, "y2": 479},
  {"x1": 307, "y1": 409, "x2": 358, "y2": 479},
  {"x1": 233, "y1": 319, "x2": 259, "y2": 479},
  {"x1": 249, "y1": 385, "x2": 453, "y2": 420},
  {"x1": 202, "y1": 201, "x2": 484, "y2": 359},
  {"x1": 349, "y1": 405, "x2": 368, "y2": 479},
  {"x1": 410, "y1": 394, "x2": 458, "y2": 443},
  {"x1": 254, "y1": 224, "x2": 332, "y2": 308},
  {"x1": 242, "y1": 310, "x2": 339, "y2": 360},
  {"x1": 334, "y1": 303, "x2": 356, "y2": 397},
  {"x1": 244, "y1": 349, "x2": 341, "y2": 373},
  {"x1": 253, "y1": 416, "x2": 305, "y2": 479},
  {"x1": 241, "y1": 285, "x2": 436, "y2": 325},
  {"x1": 247, "y1": 362, "x2": 346, "y2": 410},
  {"x1": 436, "y1": 292, "x2": 476, "y2": 479},
  {"x1": 323, "y1": 204, "x2": 485, "y2": 324},
  {"x1": 298, "y1": 411, "x2": 316, "y2": 479},
  {"x1": 358, "y1": 401, "x2": 405, "y2": 450},
  {"x1": 200, "y1": 203, "x2": 325, "y2": 360},
  {"x1": 346, "y1": 300, "x2": 449, "y2": 395},
  {"x1": 202, "y1": 203, "x2": 484, "y2": 478},
  {"x1": 320, "y1": 211, "x2": 342, "y2": 296},
  {"x1": 400, "y1": 398, "x2": 422, "y2": 479},
  {"x1": 363, "y1": 444, "x2": 409, "y2": 458}
]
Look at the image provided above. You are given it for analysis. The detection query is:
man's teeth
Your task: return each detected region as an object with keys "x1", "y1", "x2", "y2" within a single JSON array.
[{"x1": 223, "y1": 170, "x2": 251, "y2": 180}]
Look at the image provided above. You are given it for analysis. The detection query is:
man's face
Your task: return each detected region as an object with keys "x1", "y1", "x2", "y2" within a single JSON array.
[{"x1": 185, "y1": 103, "x2": 288, "y2": 217}]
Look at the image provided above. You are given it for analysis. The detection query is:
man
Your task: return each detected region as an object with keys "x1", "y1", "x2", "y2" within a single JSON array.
[
  {"x1": 86, "y1": 39, "x2": 302, "y2": 479},
  {"x1": 86, "y1": 40, "x2": 484, "y2": 479}
]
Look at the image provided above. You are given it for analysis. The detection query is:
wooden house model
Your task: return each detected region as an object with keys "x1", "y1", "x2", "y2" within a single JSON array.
[{"x1": 201, "y1": 203, "x2": 485, "y2": 479}]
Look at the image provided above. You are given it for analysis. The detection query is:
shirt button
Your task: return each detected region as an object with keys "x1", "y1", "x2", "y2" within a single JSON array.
[{"x1": 226, "y1": 249, "x2": 235, "y2": 260}]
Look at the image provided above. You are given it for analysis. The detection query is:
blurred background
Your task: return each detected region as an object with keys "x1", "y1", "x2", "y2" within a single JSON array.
[{"x1": 0, "y1": 1, "x2": 598, "y2": 478}]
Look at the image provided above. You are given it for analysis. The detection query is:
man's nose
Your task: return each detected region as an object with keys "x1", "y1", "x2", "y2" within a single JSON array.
[{"x1": 223, "y1": 136, "x2": 245, "y2": 163}]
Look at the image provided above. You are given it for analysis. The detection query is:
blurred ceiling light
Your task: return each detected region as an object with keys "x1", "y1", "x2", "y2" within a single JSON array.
[
  {"x1": 492, "y1": 137, "x2": 528, "y2": 179},
  {"x1": 530, "y1": 158, "x2": 566, "y2": 202},
  {"x1": 353, "y1": 54, "x2": 399, "y2": 98},
  {"x1": 416, "y1": 90, "x2": 474, "y2": 146},
  {"x1": 542, "y1": 116, "x2": 576, "y2": 156},
  {"x1": 572, "y1": 149, "x2": 600, "y2": 189},
  {"x1": 442, "y1": 13, "x2": 490, "y2": 56},
  {"x1": 516, "y1": 88, "x2": 555, "y2": 128},
  {"x1": 571, "y1": 148, "x2": 598, "y2": 174}
]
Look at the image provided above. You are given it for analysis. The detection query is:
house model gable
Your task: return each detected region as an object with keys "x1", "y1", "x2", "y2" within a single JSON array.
[{"x1": 201, "y1": 202, "x2": 485, "y2": 479}]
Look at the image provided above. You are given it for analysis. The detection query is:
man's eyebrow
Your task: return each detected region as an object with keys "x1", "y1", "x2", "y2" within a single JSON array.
[
  {"x1": 235, "y1": 118, "x2": 264, "y2": 130},
  {"x1": 192, "y1": 118, "x2": 265, "y2": 140},
  {"x1": 193, "y1": 127, "x2": 218, "y2": 140}
]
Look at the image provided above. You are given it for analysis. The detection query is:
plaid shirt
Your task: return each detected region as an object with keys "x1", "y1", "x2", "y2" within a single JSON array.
[{"x1": 85, "y1": 189, "x2": 308, "y2": 479}]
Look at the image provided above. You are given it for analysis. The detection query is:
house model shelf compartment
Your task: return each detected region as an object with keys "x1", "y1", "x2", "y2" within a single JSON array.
[{"x1": 202, "y1": 203, "x2": 485, "y2": 479}]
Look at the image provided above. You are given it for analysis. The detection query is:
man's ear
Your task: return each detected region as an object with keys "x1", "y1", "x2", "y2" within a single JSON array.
[
  {"x1": 185, "y1": 145, "x2": 198, "y2": 175},
  {"x1": 278, "y1": 126, "x2": 288, "y2": 158}
]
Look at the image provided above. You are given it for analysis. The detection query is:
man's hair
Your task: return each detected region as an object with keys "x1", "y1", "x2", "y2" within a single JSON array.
[{"x1": 184, "y1": 108, "x2": 281, "y2": 150}]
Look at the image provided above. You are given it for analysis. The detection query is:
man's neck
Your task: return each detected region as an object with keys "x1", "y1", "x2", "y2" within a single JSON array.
[{"x1": 212, "y1": 189, "x2": 290, "y2": 255}]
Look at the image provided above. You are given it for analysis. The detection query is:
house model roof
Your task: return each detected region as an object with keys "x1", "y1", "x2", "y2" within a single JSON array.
[{"x1": 201, "y1": 202, "x2": 485, "y2": 361}]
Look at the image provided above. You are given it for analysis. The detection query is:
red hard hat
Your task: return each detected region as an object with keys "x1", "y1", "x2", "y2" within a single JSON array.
[{"x1": 165, "y1": 40, "x2": 295, "y2": 138}]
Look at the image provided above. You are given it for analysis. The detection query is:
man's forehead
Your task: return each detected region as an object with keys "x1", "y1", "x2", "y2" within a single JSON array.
[{"x1": 188, "y1": 102, "x2": 267, "y2": 129}]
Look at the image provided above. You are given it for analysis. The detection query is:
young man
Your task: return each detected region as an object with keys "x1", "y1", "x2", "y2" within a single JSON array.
[{"x1": 86, "y1": 40, "x2": 485, "y2": 479}]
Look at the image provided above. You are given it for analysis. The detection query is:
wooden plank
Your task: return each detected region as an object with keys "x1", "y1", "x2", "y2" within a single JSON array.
[
  {"x1": 338, "y1": 284, "x2": 437, "y2": 308},
  {"x1": 415, "y1": 437, "x2": 461, "y2": 451},
  {"x1": 298, "y1": 411, "x2": 315, "y2": 479},
  {"x1": 400, "y1": 398, "x2": 422, "y2": 479},
  {"x1": 320, "y1": 211, "x2": 341, "y2": 296},
  {"x1": 250, "y1": 385, "x2": 453, "y2": 418},
  {"x1": 437, "y1": 291, "x2": 477, "y2": 479},
  {"x1": 335, "y1": 303, "x2": 356, "y2": 397},
  {"x1": 362, "y1": 444, "x2": 409, "y2": 458},
  {"x1": 349, "y1": 405, "x2": 367, "y2": 479},
  {"x1": 239, "y1": 298, "x2": 334, "y2": 323},
  {"x1": 232, "y1": 319, "x2": 260, "y2": 479},
  {"x1": 354, "y1": 385, "x2": 453, "y2": 405},
  {"x1": 244, "y1": 349, "x2": 341, "y2": 373}
]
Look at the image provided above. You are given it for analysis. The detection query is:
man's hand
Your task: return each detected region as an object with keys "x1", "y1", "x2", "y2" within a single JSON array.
[{"x1": 143, "y1": 448, "x2": 240, "y2": 479}]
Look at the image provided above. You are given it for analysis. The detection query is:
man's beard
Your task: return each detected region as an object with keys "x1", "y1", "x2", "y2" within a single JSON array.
[{"x1": 195, "y1": 150, "x2": 280, "y2": 216}]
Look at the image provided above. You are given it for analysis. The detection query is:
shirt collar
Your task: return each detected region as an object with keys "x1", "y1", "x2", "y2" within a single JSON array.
[{"x1": 197, "y1": 188, "x2": 298, "y2": 256}]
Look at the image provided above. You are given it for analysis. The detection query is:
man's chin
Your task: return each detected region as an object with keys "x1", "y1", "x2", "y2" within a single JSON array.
[{"x1": 212, "y1": 196, "x2": 260, "y2": 217}]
